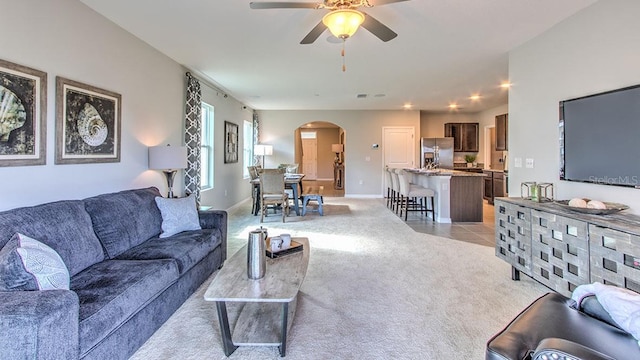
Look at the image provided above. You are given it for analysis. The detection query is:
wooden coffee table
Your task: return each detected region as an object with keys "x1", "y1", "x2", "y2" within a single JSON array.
[{"x1": 204, "y1": 237, "x2": 309, "y2": 357}]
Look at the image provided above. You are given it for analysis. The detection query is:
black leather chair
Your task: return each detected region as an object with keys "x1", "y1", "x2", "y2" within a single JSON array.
[{"x1": 486, "y1": 292, "x2": 640, "y2": 360}]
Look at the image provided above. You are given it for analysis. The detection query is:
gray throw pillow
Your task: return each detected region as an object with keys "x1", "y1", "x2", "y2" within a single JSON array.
[
  {"x1": 0, "y1": 233, "x2": 70, "y2": 291},
  {"x1": 154, "y1": 196, "x2": 202, "y2": 238}
]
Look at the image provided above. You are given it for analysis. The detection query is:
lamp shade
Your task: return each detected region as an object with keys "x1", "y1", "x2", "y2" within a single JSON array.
[
  {"x1": 331, "y1": 144, "x2": 344, "y2": 153},
  {"x1": 322, "y1": 9, "x2": 365, "y2": 39},
  {"x1": 254, "y1": 144, "x2": 273, "y2": 156},
  {"x1": 148, "y1": 145, "x2": 187, "y2": 170}
]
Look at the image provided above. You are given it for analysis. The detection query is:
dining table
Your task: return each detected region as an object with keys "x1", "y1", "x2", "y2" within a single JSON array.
[{"x1": 250, "y1": 173, "x2": 305, "y2": 216}]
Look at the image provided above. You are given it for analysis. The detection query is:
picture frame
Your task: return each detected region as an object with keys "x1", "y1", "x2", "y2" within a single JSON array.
[
  {"x1": 224, "y1": 120, "x2": 238, "y2": 164},
  {"x1": 0, "y1": 59, "x2": 47, "y2": 167},
  {"x1": 55, "y1": 77, "x2": 121, "y2": 164}
]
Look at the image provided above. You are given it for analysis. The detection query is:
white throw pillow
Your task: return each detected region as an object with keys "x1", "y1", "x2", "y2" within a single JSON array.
[
  {"x1": 154, "y1": 196, "x2": 202, "y2": 238},
  {"x1": 14, "y1": 233, "x2": 70, "y2": 290}
]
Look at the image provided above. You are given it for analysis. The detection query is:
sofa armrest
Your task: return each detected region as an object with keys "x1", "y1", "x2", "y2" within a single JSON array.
[
  {"x1": 0, "y1": 290, "x2": 79, "y2": 359},
  {"x1": 533, "y1": 338, "x2": 615, "y2": 360},
  {"x1": 198, "y1": 209, "x2": 228, "y2": 262}
]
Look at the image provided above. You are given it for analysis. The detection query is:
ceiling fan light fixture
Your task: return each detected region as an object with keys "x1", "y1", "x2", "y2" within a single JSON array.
[{"x1": 322, "y1": 9, "x2": 365, "y2": 40}]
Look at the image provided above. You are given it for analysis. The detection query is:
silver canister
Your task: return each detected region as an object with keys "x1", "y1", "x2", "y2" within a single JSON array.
[{"x1": 247, "y1": 230, "x2": 266, "y2": 279}]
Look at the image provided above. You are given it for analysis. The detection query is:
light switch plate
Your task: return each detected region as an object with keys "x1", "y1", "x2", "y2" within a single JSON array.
[
  {"x1": 514, "y1": 157, "x2": 523, "y2": 168},
  {"x1": 526, "y1": 158, "x2": 534, "y2": 168}
]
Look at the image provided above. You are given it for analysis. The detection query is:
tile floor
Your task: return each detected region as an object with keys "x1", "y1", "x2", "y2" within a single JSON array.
[
  {"x1": 401, "y1": 201, "x2": 496, "y2": 248},
  {"x1": 302, "y1": 179, "x2": 496, "y2": 248}
]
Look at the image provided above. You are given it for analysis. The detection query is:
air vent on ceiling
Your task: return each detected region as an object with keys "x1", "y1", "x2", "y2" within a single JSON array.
[{"x1": 356, "y1": 94, "x2": 368, "y2": 99}]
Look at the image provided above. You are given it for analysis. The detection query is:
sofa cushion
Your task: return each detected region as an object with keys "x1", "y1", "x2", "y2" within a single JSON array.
[
  {"x1": 71, "y1": 259, "x2": 179, "y2": 356},
  {"x1": 0, "y1": 234, "x2": 39, "y2": 291},
  {"x1": 0, "y1": 233, "x2": 70, "y2": 291},
  {"x1": 116, "y1": 228, "x2": 221, "y2": 274},
  {"x1": 154, "y1": 195, "x2": 201, "y2": 238},
  {"x1": 84, "y1": 187, "x2": 163, "y2": 258},
  {"x1": 0, "y1": 200, "x2": 105, "y2": 277}
]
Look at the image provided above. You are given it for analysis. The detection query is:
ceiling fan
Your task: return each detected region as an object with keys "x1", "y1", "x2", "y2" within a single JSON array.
[{"x1": 249, "y1": 0, "x2": 409, "y2": 44}]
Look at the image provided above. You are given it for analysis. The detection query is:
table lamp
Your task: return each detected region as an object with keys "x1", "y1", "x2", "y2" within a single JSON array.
[
  {"x1": 149, "y1": 144, "x2": 188, "y2": 198},
  {"x1": 331, "y1": 143, "x2": 344, "y2": 164},
  {"x1": 254, "y1": 144, "x2": 273, "y2": 168}
]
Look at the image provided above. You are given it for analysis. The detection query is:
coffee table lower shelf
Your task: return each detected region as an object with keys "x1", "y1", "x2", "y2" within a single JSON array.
[{"x1": 205, "y1": 237, "x2": 309, "y2": 357}]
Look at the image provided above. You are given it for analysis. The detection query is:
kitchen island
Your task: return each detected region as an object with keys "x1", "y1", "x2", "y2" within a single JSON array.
[{"x1": 405, "y1": 169, "x2": 486, "y2": 223}]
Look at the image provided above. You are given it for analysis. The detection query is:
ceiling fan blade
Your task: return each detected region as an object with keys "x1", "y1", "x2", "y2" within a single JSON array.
[
  {"x1": 250, "y1": 2, "x2": 319, "y2": 9},
  {"x1": 361, "y1": 13, "x2": 398, "y2": 42},
  {"x1": 369, "y1": 0, "x2": 410, "y2": 6},
  {"x1": 300, "y1": 21, "x2": 326, "y2": 44}
]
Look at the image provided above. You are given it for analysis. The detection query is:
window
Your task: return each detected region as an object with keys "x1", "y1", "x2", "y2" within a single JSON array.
[
  {"x1": 243, "y1": 120, "x2": 254, "y2": 178},
  {"x1": 200, "y1": 102, "x2": 214, "y2": 190}
]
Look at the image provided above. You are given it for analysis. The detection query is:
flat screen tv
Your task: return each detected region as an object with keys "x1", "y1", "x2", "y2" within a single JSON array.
[{"x1": 560, "y1": 84, "x2": 640, "y2": 188}]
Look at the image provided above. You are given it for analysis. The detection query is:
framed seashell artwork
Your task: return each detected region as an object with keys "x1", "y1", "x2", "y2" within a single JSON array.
[
  {"x1": 55, "y1": 77, "x2": 121, "y2": 164},
  {"x1": 0, "y1": 59, "x2": 47, "y2": 167}
]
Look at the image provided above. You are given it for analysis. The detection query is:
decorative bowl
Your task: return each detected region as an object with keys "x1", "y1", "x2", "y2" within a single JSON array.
[{"x1": 554, "y1": 199, "x2": 629, "y2": 215}]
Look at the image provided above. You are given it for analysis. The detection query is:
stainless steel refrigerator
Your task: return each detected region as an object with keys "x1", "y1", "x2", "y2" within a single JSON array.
[{"x1": 421, "y1": 137, "x2": 454, "y2": 169}]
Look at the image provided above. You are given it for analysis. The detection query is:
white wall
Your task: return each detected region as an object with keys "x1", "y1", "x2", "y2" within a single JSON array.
[
  {"x1": 257, "y1": 110, "x2": 420, "y2": 196},
  {"x1": 509, "y1": 0, "x2": 640, "y2": 214},
  {"x1": 0, "y1": 0, "x2": 251, "y2": 211}
]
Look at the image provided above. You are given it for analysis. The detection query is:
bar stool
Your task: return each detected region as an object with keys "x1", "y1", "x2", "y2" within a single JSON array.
[
  {"x1": 384, "y1": 167, "x2": 393, "y2": 208},
  {"x1": 391, "y1": 169, "x2": 405, "y2": 214},
  {"x1": 397, "y1": 169, "x2": 435, "y2": 221}
]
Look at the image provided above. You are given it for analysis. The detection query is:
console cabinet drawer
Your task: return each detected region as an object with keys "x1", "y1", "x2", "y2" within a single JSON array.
[
  {"x1": 531, "y1": 210, "x2": 589, "y2": 297},
  {"x1": 495, "y1": 200, "x2": 532, "y2": 276},
  {"x1": 589, "y1": 225, "x2": 640, "y2": 294}
]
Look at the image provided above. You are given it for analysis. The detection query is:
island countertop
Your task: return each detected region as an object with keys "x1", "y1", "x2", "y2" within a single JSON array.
[{"x1": 404, "y1": 169, "x2": 487, "y2": 177}]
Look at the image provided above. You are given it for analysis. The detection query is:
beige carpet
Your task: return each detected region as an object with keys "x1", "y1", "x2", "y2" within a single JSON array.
[{"x1": 130, "y1": 198, "x2": 547, "y2": 359}]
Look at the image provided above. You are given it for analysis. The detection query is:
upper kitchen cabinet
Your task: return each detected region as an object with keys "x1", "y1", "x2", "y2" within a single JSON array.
[
  {"x1": 444, "y1": 122, "x2": 479, "y2": 152},
  {"x1": 495, "y1": 113, "x2": 508, "y2": 151}
]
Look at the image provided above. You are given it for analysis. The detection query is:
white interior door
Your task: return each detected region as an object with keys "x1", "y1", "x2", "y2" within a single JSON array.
[
  {"x1": 383, "y1": 127, "x2": 415, "y2": 169},
  {"x1": 301, "y1": 138, "x2": 317, "y2": 179}
]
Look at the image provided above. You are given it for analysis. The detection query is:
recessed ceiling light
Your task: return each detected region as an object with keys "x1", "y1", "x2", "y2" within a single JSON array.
[
  {"x1": 448, "y1": 103, "x2": 458, "y2": 109},
  {"x1": 469, "y1": 94, "x2": 481, "y2": 101},
  {"x1": 500, "y1": 82, "x2": 512, "y2": 89},
  {"x1": 403, "y1": 103, "x2": 412, "y2": 109}
]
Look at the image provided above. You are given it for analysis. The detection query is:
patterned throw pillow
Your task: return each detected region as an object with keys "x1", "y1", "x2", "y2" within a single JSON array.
[
  {"x1": 0, "y1": 233, "x2": 70, "y2": 291},
  {"x1": 154, "y1": 196, "x2": 202, "y2": 238}
]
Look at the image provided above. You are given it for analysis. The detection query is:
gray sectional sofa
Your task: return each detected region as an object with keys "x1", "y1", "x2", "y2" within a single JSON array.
[{"x1": 0, "y1": 187, "x2": 227, "y2": 359}]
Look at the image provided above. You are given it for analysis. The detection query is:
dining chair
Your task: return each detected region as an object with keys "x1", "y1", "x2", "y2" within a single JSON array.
[
  {"x1": 259, "y1": 168, "x2": 289, "y2": 223},
  {"x1": 247, "y1": 166, "x2": 260, "y2": 214}
]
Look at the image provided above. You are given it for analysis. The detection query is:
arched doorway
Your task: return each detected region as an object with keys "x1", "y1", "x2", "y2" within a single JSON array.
[{"x1": 295, "y1": 121, "x2": 345, "y2": 197}]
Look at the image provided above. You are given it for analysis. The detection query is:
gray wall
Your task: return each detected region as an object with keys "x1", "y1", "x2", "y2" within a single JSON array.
[
  {"x1": 420, "y1": 104, "x2": 508, "y2": 165},
  {"x1": 509, "y1": 0, "x2": 640, "y2": 214},
  {"x1": 0, "y1": 0, "x2": 251, "y2": 211},
  {"x1": 257, "y1": 110, "x2": 420, "y2": 196}
]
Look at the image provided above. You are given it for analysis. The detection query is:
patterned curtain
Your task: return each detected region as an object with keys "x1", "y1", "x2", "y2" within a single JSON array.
[
  {"x1": 252, "y1": 110, "x2": 260, "y2": 166},
  {"x1": 184, "y1": 72, "x2": 202, "y2": 205}
]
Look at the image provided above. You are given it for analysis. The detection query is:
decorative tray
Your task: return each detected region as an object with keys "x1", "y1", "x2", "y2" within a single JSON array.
[
  {"x1": 554, "y1": 200, "x2": 629, "y2": 215},
  {"x1": 266, "y1": 238, "x2": 304, "y2": 259}
]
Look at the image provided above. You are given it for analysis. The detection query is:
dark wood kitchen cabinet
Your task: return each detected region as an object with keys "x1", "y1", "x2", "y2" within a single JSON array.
[
  {"x1": 484, "y1": 170, "x2": 506, "y2": 204},
  {"x1": 483, "y1": 171, "x2": 493, "y2": 203},
  {"x1": 444, "y1": 122, "x2": 479, "y2": 152},
  {"x1": 495, "y1": 113, "x2": 508, "y2": 151}
]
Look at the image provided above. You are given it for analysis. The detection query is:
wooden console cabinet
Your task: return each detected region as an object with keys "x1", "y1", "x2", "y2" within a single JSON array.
[{"x1": 495, "y1": 198, "x2": 640, "y2": 297}]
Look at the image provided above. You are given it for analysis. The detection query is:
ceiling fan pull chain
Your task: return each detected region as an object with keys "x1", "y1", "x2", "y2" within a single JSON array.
[{"x1": 342, "y1": 39, "x2": 346, "y2": 72}]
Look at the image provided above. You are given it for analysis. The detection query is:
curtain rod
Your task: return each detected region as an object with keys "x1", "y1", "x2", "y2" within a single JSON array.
[{"x1": 185, "y1": 71, "x2": 227, "y2": 98}]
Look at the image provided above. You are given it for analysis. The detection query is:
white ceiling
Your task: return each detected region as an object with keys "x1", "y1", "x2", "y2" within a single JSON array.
[{"x1": 79, "y1": 0, "x2": 597, "y2": 112}]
